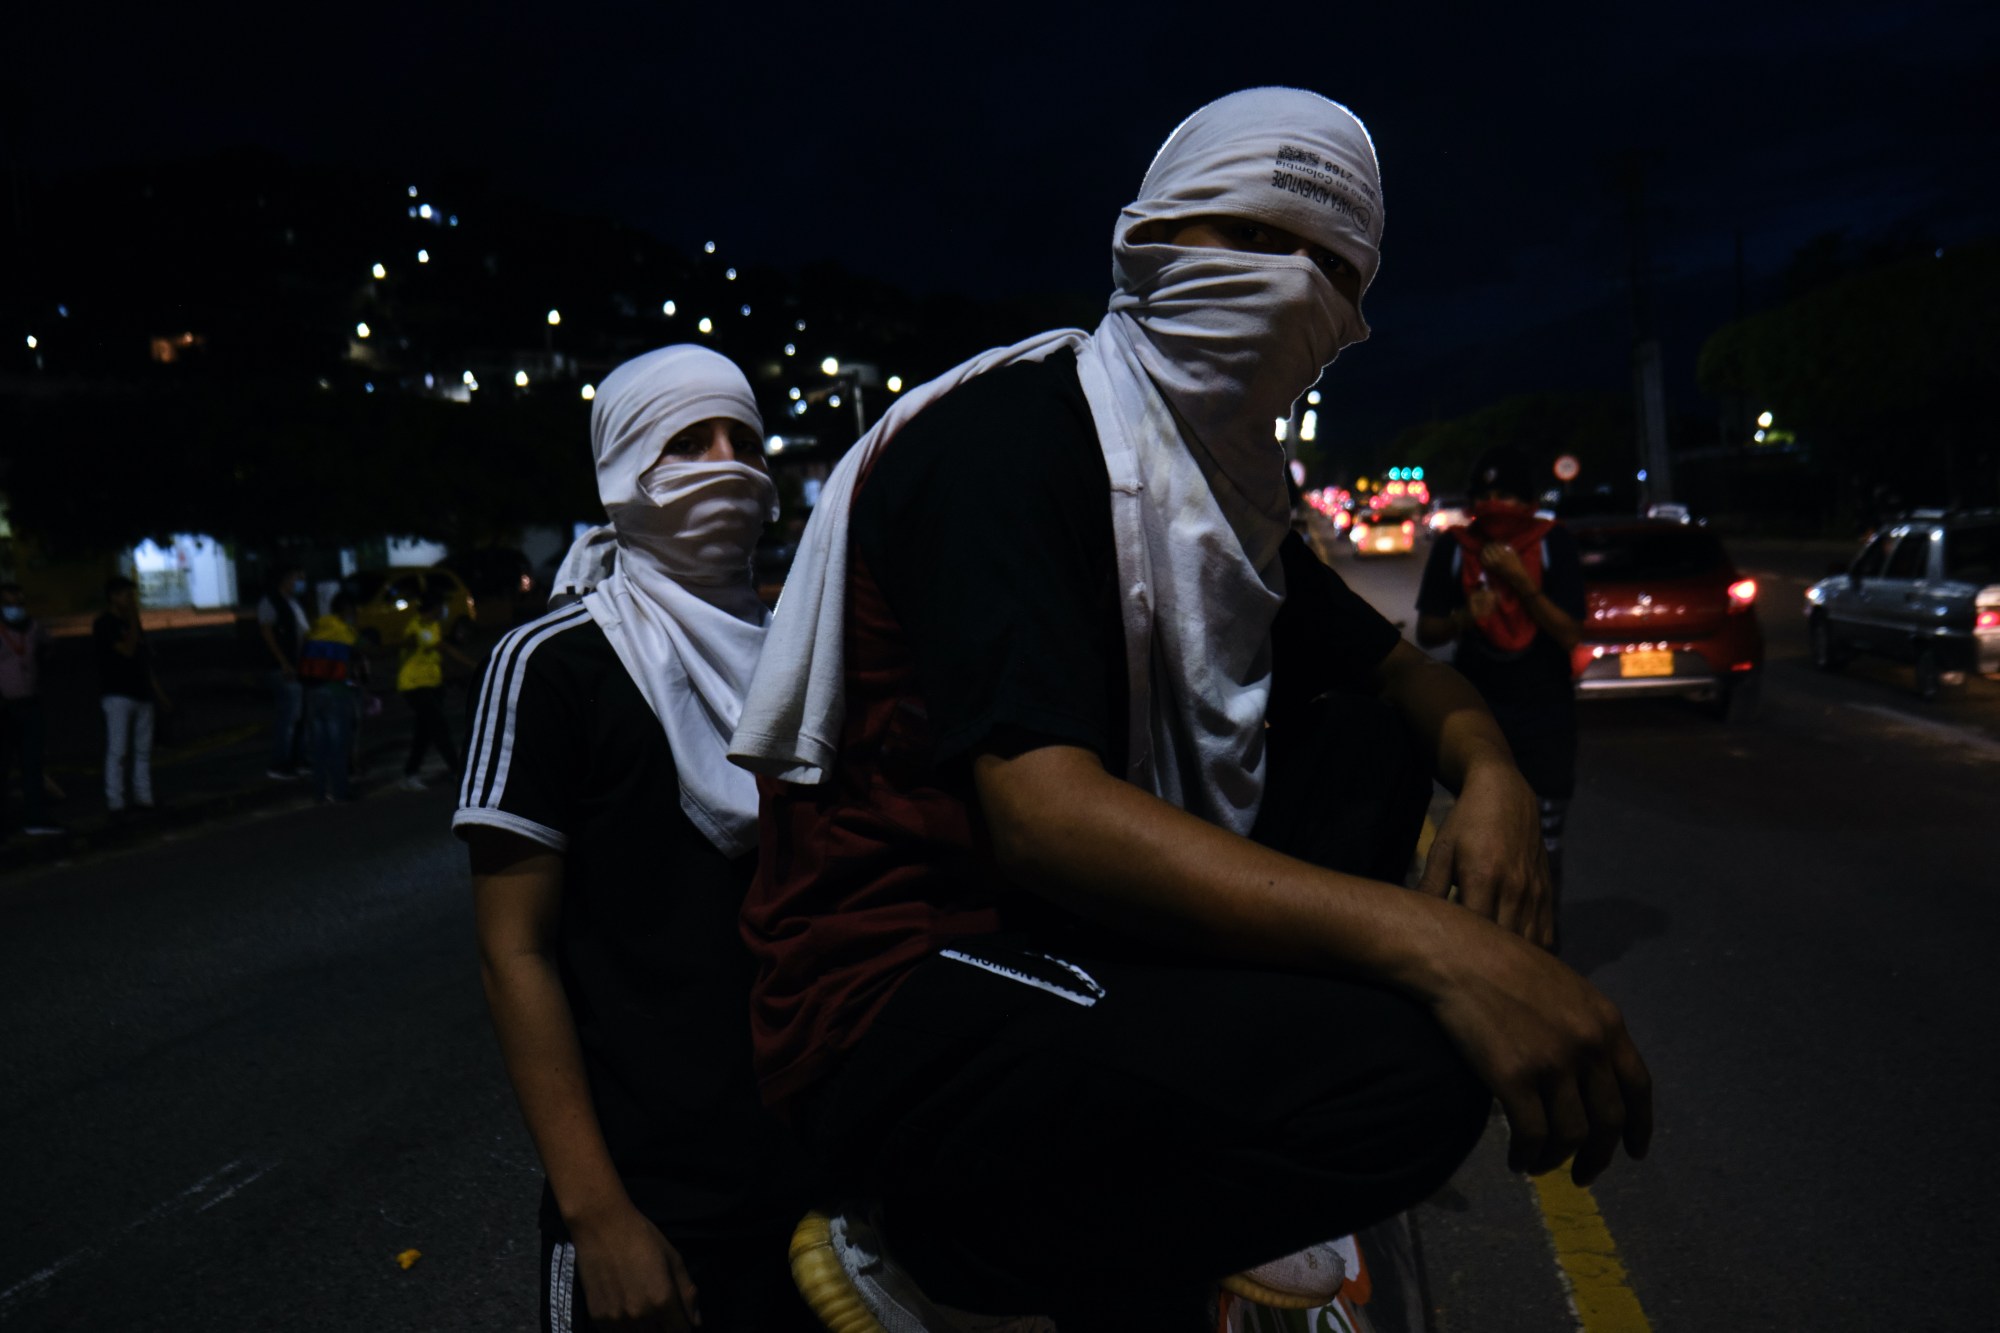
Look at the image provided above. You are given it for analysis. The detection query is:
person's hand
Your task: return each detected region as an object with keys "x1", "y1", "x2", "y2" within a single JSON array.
[
  {"x1": 568, "y1": 1202, "x2": 700, "y2": 1329},
  {"x1": 1478, "y1": 542, "x2": 1532, "y2": 594},
  {"x1": 1418, "y1": 761, "x2": 1552, "y2": 948},
  {"x1": 1466, "y1": 585, "x2": 1499, "y2": 622},
  {"x1": 1423, "y1": 913, "x2": 1652, "y2": 1186}
]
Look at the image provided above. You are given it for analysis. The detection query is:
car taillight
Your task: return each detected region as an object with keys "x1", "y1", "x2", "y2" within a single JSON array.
[
  {"x1": 1978, "y1": 609, "x2": 2000, "y2": 632},
  {"x1": 1400, "y1": 521, "x2": 1414, "y2": 536},
  {"x1": 1726, "y1": 578, "x2": 1757, "y2": 613}
]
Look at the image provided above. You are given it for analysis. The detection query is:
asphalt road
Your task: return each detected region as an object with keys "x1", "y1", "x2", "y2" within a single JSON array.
[
  {"x1": 0, "y1": 787, "x2": 538, "y2": 1332},
  {"x1": 2, "y1": 536, "x2": 1995, "y2": 1331},
  {"x1": 1338, "y1": 535, "x2": 2000, "y2": 1332}
]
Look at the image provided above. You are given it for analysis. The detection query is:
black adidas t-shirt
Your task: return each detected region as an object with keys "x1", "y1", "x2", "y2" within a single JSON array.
[
  {"x1": 453, "y1": 607, "x2": 800, "y2": 1238},
  {"x1": 852, "y1": 349, "x2": 1404, "y2": 768}
]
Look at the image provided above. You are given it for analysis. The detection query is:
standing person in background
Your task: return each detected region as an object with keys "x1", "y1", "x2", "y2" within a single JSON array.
[
  {"x1": 95, "y1": 577, "x2": 168, "y2": 817},
  {"x1": 299, "y1": 593, "x2": 363, "y2": 803},
  {"x1": 1417, "y1": 445, "x2": 1585, "y2": 949},
  {"x1": 0, "y1": 583, "x2": 62, "y2": 838},
  {"x1": 257, "y1": 565, "x2": 310, "y2": 780},
  {"x1": 396, "y1": 586, "x2": 474, "y2": 791}
]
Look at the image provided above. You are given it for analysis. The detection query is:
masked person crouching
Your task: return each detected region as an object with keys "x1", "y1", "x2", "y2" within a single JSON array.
[
  {"x1": 731, "y1": 88, "x2": 1652, "y2": 1330},
  {"x1": 455, "y1": 347, "x2": 815, "y2": 1333}
]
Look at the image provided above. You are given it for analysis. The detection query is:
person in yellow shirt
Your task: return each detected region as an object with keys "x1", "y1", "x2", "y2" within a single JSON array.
[{"x1": 397, "y1": 587, "x2": 475, "y2": 791}]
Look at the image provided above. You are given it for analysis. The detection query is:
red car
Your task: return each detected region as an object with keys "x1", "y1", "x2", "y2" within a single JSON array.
[{"x1": 1567, "y1": 517, "x2": 1765, "y2": 721}]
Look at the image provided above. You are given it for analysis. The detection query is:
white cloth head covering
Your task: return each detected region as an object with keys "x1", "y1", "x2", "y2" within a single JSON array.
[
  {"x1": 732, "y1": 88, "x2": 1381, "y2": 836},
  {"x1": 558, "y1": 344, "x2": 776, "y2": 857}
]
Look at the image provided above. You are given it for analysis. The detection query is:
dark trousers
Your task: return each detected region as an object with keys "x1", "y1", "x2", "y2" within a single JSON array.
[
  {"x1": 538, "y1": 1228, "x2": 820, "y2": 1333},
  {"x1": 795, "y1": 698, "x2": 1488, "y2": 1328},
  {"x1": 305, "y1": 687, "x2": 354, "y2": 799},
  {"x1": 0, "y1": 695, "x2": 48, "y2": 830},
  {"x1": 402, "y1": 686, "x2": 458, "y2": 776}
]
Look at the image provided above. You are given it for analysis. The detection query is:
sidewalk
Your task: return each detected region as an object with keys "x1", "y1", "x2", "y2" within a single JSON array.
[{"x1": 1, "y1": 618, "x2": 498, "y2": 877}]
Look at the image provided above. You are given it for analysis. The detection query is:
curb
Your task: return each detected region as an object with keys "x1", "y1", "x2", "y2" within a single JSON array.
[{"x1": 0, "y1": 736, "x2": 419, "y2": 879}]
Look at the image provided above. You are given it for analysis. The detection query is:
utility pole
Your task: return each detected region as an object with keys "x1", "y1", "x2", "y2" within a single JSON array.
[{"x1": 1621, "y1": 154, "x2": 1673, "y2": 506}]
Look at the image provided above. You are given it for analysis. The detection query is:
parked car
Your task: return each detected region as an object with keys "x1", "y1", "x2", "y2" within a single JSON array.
[
  {"x1": 1568, "y1": 518, "x2": 1764, "y2": 720},
  {"x1": 344, "y1": 567, "x2": 477, "y2": 647},
  {"x1": 1804, "y1": 509, "x2": 2000, "y2": 698},
  {"x1": 1350, "y1": 506, "x2": 1419, "y2": 558}
]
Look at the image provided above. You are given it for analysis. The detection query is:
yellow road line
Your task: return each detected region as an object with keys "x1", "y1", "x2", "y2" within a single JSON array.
[{"x1": 1530, "y1": 1169, "x2": 1653, "y2": 1332}]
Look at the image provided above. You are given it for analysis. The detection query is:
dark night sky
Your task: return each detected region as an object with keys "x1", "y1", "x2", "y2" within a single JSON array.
[{"x1": 12, "y1": 0, "x2": 1998, "y2": 436}]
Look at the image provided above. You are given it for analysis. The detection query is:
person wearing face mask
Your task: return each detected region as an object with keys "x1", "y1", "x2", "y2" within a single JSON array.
[
  {"x1": 731, "y1": 89, "x2": 1652, "y2": 1328},
  {"x1": 0, "y1": 583, "x2": 62, "y2": 839},
  {"x1": 454, "y1": 346, "x2": 814, "y2": 1333},
  {"x1": 1417, "y1": 446, "x2": 1585, "y2": 951}
]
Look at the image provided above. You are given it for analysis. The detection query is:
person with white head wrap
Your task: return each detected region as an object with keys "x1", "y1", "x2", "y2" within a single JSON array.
[
  {"x1": 454, "y1": 346, "x2": 814, "y2": 1331},
  {"x1": 736, "y1": 91, "x2": 1651, "y2": 1330}
]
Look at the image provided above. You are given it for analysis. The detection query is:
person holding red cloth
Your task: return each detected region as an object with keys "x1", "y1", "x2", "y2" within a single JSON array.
[{"x1": 1417, "y1": 446, "x2": 1585, "y2": 946}]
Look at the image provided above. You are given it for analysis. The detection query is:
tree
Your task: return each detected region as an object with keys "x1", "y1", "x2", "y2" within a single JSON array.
[{"x1": 1698, "y1": 240, "x2": 2000, "y2": 520}]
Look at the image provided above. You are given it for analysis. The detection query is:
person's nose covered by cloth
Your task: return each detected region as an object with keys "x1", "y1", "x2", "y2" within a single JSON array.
[
  {"x1": 569, "y1": 343, "x2": 778, "y2": 857},
  {"x1": 1100, "y1": 86, "x2": 1385, "y2": 564}
]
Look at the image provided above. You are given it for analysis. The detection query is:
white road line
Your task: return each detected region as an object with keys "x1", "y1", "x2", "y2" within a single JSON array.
[
  {"x1": 1843, "y1": 702, "x2": 2000, "y2": 761},
  {"x1": 0, "y1": 1156, "x2": 280, "y2": 1320}
]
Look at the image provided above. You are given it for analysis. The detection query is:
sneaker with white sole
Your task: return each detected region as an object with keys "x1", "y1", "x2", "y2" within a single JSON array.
[
  {"x1": 788, "y1": 1205, "x2": 1056, "y2": 1333},
  {"x1": 1221, "y1": 1235, "x2": 1354, "y2": 1308}
]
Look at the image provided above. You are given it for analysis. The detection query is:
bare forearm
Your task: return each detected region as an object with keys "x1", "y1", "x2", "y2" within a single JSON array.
[
  {"x1": 1517, "y1": 588, "x2": 1581, "y2": 651},
  {"x1": 978, "y1": 748, "x2": 1463, "y2": 998},
  {"x1": 1372, "y1": 641, "x2": 1517, "y2": 795},
  {"x1": 479, "y1": 949, "x2": 631, "y2": 1225}
]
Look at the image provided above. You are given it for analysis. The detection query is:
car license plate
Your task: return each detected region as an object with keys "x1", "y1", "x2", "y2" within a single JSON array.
[{"x1": 1619, "y1": 649, "x2": 1674, "y2": 677}]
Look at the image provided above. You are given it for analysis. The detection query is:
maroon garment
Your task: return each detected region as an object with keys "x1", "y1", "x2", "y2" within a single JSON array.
[{"x1": 742, "y1": 546, "x2": 1011, "y2": 1106}]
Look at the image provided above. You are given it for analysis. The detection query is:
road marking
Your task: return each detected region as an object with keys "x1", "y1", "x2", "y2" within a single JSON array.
[
  {"x1": 1530, "y1": 1169, "x2": 1653, "y2": 1332},
  {"x1": 1842, "y1": 702, "x2": 2000, "y2": 761},
  {"x1": 0, "y1": 1157, "x2": 279, "y2": 1318}
]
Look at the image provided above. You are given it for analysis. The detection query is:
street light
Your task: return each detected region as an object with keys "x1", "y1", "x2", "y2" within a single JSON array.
[
  {"x1": 515, "y1": 370, "x2": 530, "y2": 387},
  {"x1": 820, "y1": 356, "x2": 840, "y2": 376},
  {"x1": 663, "y1": 300, "x2": 677, "y2": 317},
  {"x1": 417, "y1": 249, "x2": 430, "y2": 263},
  {"x1": 546, "y1": 309, "x2": 562, "y2": 326},
  {"x1": 372, "y1": 263, "x2": 387, "y2": 279},
  {"x1": 704, "y1": 241, "x2": 716, "y2": 254},
  {"x1": 1756, "y1": 410, "x2": 1774, "y2": 429},
  {"x1": 25, "y1": 334, "x2": 37, "y2": 349},
  {"x1": 581, "y1": 383, "x2": 596, "y2": 401},
  {"x1": 355, "y1": 322, "x2": 371, "y2": 338},
  {"x1": 788, "y1": 387, "x2": 802, "y2": 400},
  {"x1": 784, "y1": 343, "x2": 797, "y2": 356},
  {"x1": 887, "y1": 375, "x2": 903, "y2": 393},
  {"x1": 419, "y1": 203, "x2": 434, "y2": 220},
  {"x1": 726, "y1": 267, "x2": 738, "y2": 280},
  {"x1": 698, "y1": 317, "x2": 714, "y2": 334}
]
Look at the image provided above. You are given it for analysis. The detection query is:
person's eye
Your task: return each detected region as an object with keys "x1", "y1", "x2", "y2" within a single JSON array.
[{"x1": 665, "y1": 434, "x2": 706, "y2": 456}]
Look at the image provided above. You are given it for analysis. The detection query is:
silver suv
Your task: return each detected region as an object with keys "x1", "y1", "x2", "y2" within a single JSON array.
[{"x1": 1805, "y1": 510, "x2": 2000, "y2": 697}]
